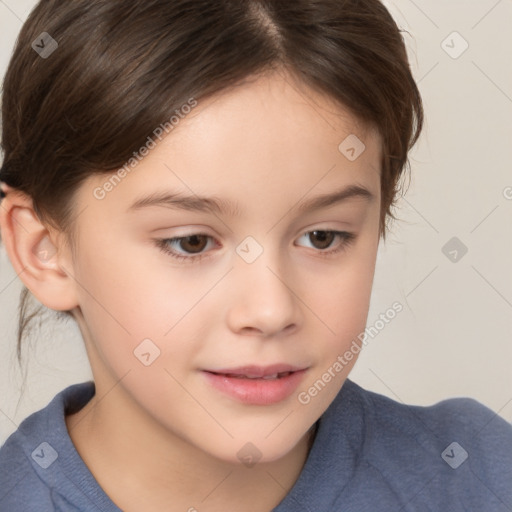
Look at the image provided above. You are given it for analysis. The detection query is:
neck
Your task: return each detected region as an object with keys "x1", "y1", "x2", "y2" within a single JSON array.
[{"x1": 65, "y1": 382, "x2": 317, "y2": 512}]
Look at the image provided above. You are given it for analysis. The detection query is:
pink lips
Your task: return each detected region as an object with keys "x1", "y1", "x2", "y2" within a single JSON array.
[{"x1": 202, "y1": 364, "x2": 308, "y2": 405}]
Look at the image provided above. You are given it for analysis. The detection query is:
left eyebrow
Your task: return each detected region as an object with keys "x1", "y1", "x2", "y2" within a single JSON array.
[
  {"x1": 296, "y1": 184, "x2": 374, "y2": 214},
  {"x1": 127, "y1": 184, "x2": 374, "y2": 217}
]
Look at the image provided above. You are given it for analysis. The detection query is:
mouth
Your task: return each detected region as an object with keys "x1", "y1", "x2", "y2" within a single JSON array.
[
  {"x1": 202, "y1": 364, "x2": 308, "y2": 405},
  {"x1": 205, "y1": 371, "x2": 296, "y2": 380},
  {"x1": 203, "y1": 363, "x2": 306, "y2": 379}
]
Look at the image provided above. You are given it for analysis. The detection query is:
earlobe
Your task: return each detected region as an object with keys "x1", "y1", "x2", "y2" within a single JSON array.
[{"x1": 0, "y1": 192, "x2": 79, "y2": 311}]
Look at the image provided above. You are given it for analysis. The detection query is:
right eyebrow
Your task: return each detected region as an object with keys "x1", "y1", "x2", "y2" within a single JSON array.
[{"x1": 127, "y1": 190, "x2": 241, "y2": 217}]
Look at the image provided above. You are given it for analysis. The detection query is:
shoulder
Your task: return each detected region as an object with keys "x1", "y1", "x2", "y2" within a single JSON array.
[
  {"x1": 0, "y1": 381, "x2": 117, "y2": 511},
  {"x1": 353, "y1": 379, "x2": 512, "y2": 439},
  {"x1": 0, "y1": 386, "x2": 67, "y2": 509},
  {"x1": 340, "y1": 380, "x2": 512, "y2": 510},
  {"x1": 359, "y1": 381, "x2": 512, "y2": 459},
  {"x1": 0, "y1": 424, "x2": 50, "y2": 508}
]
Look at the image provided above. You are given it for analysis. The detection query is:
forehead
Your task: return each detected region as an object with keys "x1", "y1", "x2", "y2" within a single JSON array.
[
  {"x1": 176, "y1": 70, "x2": 379, "y2": 155},
  {"x1": 81, "y1": 70, "x2": 381, "y2": 217}
]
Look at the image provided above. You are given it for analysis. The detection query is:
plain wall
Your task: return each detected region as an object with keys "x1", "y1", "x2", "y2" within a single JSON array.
[{"x1": 1, "y1": 0, "x2": 511, "y2": 444}]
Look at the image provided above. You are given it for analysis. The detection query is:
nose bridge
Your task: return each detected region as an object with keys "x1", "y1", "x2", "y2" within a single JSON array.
[{"x1": 227, "y1": 235, "x2": 300, "y2": 335}]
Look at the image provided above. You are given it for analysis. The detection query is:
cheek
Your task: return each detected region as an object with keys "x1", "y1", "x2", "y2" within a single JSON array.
[
  {"x1": 295, "y1": 243, "x2": 377, "y2": 415},
  {"x1": 311, "y1": 234, "x2": 378, "y2": 346},
  {"x1": 75, "y1": 233, "x2": 179, "y2": 326},
  {"x1": 72, "y1": 236, "x2": 218, "y2": 372}
]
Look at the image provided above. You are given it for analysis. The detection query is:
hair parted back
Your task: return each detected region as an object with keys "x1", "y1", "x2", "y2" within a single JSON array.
[{"x1": 0, "y1": 0, "x2": 423, "y2": 363}]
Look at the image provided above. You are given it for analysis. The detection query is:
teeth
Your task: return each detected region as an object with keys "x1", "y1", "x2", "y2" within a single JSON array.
[{"x1": 262, "y1": 374, "x2": 279, "y2": 380}]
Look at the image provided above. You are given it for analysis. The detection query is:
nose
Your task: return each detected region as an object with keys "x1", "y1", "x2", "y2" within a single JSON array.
[{"x1": 225, "y1": 247, "x2": 301, "y2": 337}]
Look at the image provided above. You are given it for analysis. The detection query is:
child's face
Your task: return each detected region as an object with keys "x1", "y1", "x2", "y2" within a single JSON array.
[{"x1": 69, "y1": 71, "x2": 381, "y2": 463}]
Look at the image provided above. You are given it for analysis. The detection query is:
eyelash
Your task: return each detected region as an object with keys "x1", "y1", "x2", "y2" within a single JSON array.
[{"x1": 154, "y1": 230, "x2": 356, "y2": 263}]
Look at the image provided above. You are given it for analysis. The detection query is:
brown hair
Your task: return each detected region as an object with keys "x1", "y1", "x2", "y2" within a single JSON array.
[{"x1": 0, "y1": 0, "x2": 423, "y2": 364}]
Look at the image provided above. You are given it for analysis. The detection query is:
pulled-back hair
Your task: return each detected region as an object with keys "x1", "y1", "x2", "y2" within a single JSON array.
[{"x1": 0, "y1": 0, "x2": 423, "y2": 363}]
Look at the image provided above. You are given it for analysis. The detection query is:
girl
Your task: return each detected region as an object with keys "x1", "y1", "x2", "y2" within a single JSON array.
[{"x1": 0, "y1": 1, "x2": 511, "y2": 511}]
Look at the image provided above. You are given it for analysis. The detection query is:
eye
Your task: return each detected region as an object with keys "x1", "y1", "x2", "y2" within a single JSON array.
[
  {"x1": 154, "y1": 229, "x2": 356, "y2": 263},
  {"x1": 155, "y1": 234, "x2": 217, "y2": 262},
  {"x1": 295, "y1": 230, "x2": 356, "y2": 257}
]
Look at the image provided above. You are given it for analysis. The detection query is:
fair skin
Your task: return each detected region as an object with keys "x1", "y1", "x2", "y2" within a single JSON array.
[{"x1": 0, "y1": 70, "x2": 381, "y2": 511}]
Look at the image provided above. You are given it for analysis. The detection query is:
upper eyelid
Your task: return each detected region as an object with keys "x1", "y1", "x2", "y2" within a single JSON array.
[
  {"x1": 168, "y1": 227, "x2": 353, "y2": 239},
  {"x1": 166, "y1": 228, "x2": 350, "y2": 241}
]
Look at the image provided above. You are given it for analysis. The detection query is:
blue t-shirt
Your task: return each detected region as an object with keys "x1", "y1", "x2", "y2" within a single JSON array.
[{"x1": 1, "y1": 379, "x2": 511, "y2": 511}]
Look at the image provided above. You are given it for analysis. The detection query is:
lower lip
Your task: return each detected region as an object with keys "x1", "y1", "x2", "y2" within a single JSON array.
[{"x1": 202, "y1": 369, "x2": 307, "y2": 405}]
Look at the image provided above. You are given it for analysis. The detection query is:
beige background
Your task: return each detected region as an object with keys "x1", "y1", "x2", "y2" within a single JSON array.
[{"x1": 1, "y1": 0, "x2": 511, "y2": 444}]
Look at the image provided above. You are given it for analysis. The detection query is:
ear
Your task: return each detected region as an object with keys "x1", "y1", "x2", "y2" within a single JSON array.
[{"x1": 0, "y1": 186, "x2": 79, "y2": 311}]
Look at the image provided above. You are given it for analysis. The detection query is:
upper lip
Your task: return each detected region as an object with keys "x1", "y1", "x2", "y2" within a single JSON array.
[{"x1": 204, "y1": 364, "x2": 307, "y2": 378}]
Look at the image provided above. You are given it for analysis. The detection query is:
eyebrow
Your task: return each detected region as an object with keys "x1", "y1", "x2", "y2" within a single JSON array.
[{"x1": 127, "y1": 184, "x2": 374, "y2": 217}]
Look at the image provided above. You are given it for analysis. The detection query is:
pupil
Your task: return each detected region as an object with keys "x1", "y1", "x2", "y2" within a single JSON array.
[
  {"x1": 182, "y1": 235, "x2": 206, "y2": 253},
  {"x1": 312, "y1": 230, "x2": 333, "y2": 249}
]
